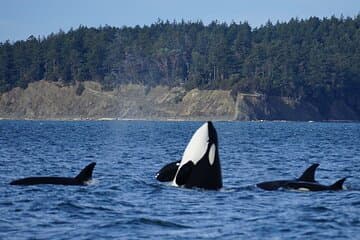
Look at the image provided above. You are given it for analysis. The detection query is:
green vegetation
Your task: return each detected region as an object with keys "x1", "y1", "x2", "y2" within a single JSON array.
[{"x1": 1, "y1": 16, "x2": 360, "y2": 113}]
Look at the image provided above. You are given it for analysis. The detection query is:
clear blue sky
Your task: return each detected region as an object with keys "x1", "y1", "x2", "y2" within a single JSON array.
[{"x1": 1, "y1": 0, "x2": 359, "y2": 42}]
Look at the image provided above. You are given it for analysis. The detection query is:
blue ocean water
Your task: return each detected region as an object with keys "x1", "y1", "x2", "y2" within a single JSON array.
[{"x1": 0, "y1": 120, "x2": 359, "y2": 239}]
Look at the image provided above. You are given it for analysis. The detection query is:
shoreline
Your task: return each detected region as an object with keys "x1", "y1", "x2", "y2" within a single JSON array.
[{"x1": 0, "y1": 117, "x2": 358, "y2": 123}]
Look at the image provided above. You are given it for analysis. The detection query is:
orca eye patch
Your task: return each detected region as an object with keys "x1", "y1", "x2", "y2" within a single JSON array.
[{"x1": 208, "y1": 144, "x2": 216, "y2": 166}]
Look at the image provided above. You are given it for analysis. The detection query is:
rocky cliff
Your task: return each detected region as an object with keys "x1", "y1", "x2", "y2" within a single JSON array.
[{"x1": 0, "y1": 81, "x2": 359, "y2": 121}]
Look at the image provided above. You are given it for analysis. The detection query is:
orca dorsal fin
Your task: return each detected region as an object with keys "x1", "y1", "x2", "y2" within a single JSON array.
[
  {"x1": 330, "y1": 178, "x2": 346, "y2": 190},
  {"x1": 75, "y1": 162, "x2": 96, "y2": 182},
  {"x1": 297, "y1": 163, "x2": 319, "y2": 182}
]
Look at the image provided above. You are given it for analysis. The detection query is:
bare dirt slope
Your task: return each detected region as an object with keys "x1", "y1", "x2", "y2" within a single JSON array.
[{"x1": 0, "y1": 80, "x2": 358, "y2": 121}]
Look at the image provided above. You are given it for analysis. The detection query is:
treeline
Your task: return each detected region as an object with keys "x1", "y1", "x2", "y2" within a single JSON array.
[{"x1": 1, "y1": 16, "x2": 360, "y2": 110}]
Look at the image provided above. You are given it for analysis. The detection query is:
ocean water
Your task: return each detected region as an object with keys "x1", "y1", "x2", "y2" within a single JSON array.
[{"x1": 0, "y1": 120, "x2": 359, "y2": 239}]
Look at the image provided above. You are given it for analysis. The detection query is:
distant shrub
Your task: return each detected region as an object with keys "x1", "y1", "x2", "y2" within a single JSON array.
[{"x1": 76, "y1": 83, "x2": 85, "y2": 96}]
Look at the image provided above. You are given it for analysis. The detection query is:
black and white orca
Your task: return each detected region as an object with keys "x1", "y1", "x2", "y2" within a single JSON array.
[
  {"x1": 10, "y1": 162, "x2": 96, "y2": 186},
  {"x1": 156, "y1": 121, "x2": 222, "y2": 190},
  {"x1": 256, "y1": 163, "x2": 346, "y2": 191},
  {"x1": 156, "y1": 160, "x2": 180, "y2": 182}
]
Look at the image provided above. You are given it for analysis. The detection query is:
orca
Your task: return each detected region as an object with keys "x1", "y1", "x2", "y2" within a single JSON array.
[
  {"x1": 156, "y1": 160, "x2": 180, "y2": 182},
  {"x1": 10, "y1": 162, "x2": 96, "y2": 186},
  {"x1": 256, "y1": 163, "x2": 346, "y2": 191},
  {"x1": 156, "y1": 121, "x2": 222, "y2": 190}
]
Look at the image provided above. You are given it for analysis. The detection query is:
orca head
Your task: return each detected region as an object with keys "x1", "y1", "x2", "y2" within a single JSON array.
[
  {"x1": 173, "y1": 121, "x2": 222, "y2": 190},
  {"x1": 180, "y1": 121, "x2": 218, "y2": 167}
]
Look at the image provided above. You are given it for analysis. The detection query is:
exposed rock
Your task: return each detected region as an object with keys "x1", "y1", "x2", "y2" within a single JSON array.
[
  {"x1": 234, "y1": 94, "x2": 322, "y2": 121},
  {"x1": 0, "y1": 81, "x2": 234, "y2": 120},
  {"x1": 0, "y1": 80, "x2": 359, "y2": 121}
]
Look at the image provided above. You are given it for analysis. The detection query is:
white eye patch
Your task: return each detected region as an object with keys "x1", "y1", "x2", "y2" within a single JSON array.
[{"x1": 208, "y1": 144, "x2": 216, "y2": 166}]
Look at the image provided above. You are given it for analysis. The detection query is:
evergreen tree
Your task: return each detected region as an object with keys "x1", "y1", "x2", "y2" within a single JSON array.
[{"x1": 0, "y1": 16, "x2": 359, "y2": 115}]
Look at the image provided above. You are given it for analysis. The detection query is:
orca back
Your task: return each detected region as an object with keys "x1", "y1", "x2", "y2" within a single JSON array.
[{"x1": 10, "y1": 162, "x2": 96, "y2": 186}]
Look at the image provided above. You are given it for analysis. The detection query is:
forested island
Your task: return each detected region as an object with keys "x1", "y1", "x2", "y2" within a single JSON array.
[{"x1": 0, "y1": 16, "x2": 359, "y2": 120}]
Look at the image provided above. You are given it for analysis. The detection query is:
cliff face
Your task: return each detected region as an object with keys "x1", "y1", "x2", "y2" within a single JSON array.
[
  {"x1": 0, "y1": 80, "x2": 359, "y2": 121},
  {"x1": 0, "y1": 81, "x2": 235, "y2": 120},
  {"x1": 234, "y1": 94, "x2": 360, "y2": 121}
]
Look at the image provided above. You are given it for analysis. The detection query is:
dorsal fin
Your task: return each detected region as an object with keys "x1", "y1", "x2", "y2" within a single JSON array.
[
  {"x1": 75, "y1": 162, "x2": 96, "y2": 182},
  {"x1": 330, "y1": 178, "x2": 346, "y2": 190},
  {"x1": 297, "y1": 163, "x2": 319, "y2": 182}
]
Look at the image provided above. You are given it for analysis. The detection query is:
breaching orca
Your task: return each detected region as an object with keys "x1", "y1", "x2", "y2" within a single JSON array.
[
  {"x1": 156, "y1": 121, "x2": 222, "y2": 190},
  {"x1": 256, "y1": 163, "x2": 346, "y2": 191},
  {"x1": 10, "y1": 162, "x2": 96, "y2": 186}
]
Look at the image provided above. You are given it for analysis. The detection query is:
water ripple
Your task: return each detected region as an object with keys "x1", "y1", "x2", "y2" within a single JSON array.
[
  {"x1": 127, "y1": 217, "x2": 192, "y2": 229},
  {"x1": 0, "y1": 120, "x2": 359, "y2": 239}
]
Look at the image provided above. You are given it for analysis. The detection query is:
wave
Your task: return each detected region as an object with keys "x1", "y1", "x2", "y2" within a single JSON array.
[
  {"x1": 127, "y1": 217, "x2": 191, "y2": 229},
  {"x1": 57, "y1": 201, "x2": 84, "y2": 211}
]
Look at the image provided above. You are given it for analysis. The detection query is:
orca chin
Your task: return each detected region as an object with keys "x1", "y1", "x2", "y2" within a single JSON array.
[
  {"x1": 10, "y1": 162, "x2": 96, "y2": 186},
  {"x1": 256, "y1": 163, "x2": 346, "y2": 191},
  {"x1": 156, "y1": 121, "x2": 222, "y2": 190}
]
